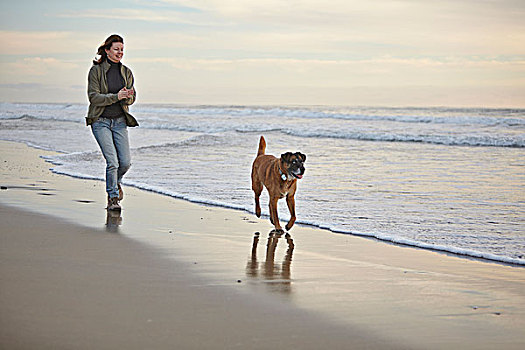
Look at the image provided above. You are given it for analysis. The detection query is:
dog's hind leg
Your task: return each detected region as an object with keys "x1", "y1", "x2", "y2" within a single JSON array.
[{"x1": 285, "y1": 194, "x2": 296, "y2": 231}]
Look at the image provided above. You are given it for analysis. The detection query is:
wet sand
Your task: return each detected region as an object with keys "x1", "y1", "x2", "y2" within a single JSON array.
[{"x1": 1, "y1": 140, "x2": 524, "y2": 349}]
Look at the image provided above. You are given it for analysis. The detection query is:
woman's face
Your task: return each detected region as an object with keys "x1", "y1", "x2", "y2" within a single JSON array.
[{"x1": 105, "y1": 42, "x2": 124, "y2": 63}]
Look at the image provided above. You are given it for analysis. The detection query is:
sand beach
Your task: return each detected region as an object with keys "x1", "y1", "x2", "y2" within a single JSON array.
[{"x1": 1, "y1": 140, "x2": 524, "y2": 349}]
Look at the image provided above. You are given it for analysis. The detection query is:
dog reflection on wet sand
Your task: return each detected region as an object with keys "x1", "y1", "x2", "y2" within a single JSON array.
[{"x1": 246, "y1": 230, "x2": 295, "y2": 294}]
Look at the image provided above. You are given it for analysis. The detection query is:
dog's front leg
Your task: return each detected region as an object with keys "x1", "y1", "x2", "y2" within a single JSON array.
[
  {"x1": 252, "y1": 179, "x2": 263, "y2": 218},
  {"x1": 254, "y1": 192, "x2": 262, "y2": 218},
  {"x1": 269, "y1": 196, "x2": 282, "y2": 231},
  {"x1": 285, "y1": 194, "x2": 296, "y2": 231}
]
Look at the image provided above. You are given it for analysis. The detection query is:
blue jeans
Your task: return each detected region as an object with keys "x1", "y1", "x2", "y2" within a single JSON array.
[{"x1": 91, "y1": 117, "x2": 131, "y2": 199}]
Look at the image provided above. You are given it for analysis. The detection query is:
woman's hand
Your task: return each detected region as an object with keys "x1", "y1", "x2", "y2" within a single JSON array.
[{"x1": 118, "y1": 87, "x2": 134, "y2": 100}]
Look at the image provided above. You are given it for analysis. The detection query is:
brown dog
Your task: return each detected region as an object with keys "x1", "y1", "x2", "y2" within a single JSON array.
[{"x1": 251, "y1": 136, "x2": 306, "y2": 231}]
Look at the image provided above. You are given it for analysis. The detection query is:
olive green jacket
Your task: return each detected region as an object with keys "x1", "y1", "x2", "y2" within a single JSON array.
[{"x1": 86, "y1": 60, "x2": 138, "y2": 126}]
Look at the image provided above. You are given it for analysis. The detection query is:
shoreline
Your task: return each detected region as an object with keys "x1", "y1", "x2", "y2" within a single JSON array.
[
  {"x1": 44, "y1": 149, "x2": 524, "y2": 267},
  {"x1": 1, "y1": 140, "x2": 525, "y2": 349}
]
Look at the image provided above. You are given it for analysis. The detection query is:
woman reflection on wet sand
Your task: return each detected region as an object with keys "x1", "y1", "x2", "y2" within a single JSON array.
[
  {"x1": 105, "y1": 210, "x2": 122, "y2": 233},
  {"x1": 246, "y1": 230, "x2": 295, "y2": 294}
]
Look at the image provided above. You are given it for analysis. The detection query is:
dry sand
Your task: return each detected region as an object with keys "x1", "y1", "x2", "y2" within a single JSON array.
[{"x1": 1, "y1": 140, "x2": 524, "y2": 349}]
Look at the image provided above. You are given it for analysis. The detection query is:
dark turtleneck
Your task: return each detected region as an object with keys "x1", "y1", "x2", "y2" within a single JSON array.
[{"x1": 101, "y1": 59, "x2": 125, "y2": 118}]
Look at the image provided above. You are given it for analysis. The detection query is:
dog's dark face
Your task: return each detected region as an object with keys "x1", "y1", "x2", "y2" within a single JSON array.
[{"x1": 281, "y1": 152, "x2": 306, "y2": 179}]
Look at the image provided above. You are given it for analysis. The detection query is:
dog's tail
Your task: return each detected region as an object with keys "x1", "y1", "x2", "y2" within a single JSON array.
[{"x1": 257, "y1": 136, "x2": 266, "y2": 156}]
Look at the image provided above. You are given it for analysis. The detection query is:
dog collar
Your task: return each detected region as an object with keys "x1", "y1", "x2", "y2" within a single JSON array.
[{"x1": 279, "y1": 168, "x2": 288, "y2": 181}]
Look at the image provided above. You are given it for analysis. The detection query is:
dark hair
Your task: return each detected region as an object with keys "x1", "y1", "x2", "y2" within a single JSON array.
[{"x1": 93, "y1": 34, "x2": 124, "y2": 65}]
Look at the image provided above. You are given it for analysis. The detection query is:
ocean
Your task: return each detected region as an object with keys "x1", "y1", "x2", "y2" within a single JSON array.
[{"x1": 1, "y1": 102, "x2": 524, "y2": 265}]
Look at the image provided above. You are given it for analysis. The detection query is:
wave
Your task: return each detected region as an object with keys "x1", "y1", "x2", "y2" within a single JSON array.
[
  {"x1": 0, "y1": 113, "x2": 82, "y2": 124},
  {"x1": 135, "y1": 123, "x2": 525, "y2": 148},
  {"x1": 0, "y1": 103, "x2": 84, "y2": 124},
  {"x1": 282, "y1": 129, "x2": 525, "y2": 148},
  {"x1": 3, "y1": 102, "x2": 524, "y2": 127},
  {"x1": 133, "y1": 134, "x2": 225, "y2": 152},
  {"x1": 136, "y1": 105, "x2": 525, "y2": 127}
]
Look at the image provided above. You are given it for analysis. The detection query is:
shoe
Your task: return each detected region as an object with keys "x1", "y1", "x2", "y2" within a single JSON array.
[
  {"x1": 118, "y1": 183, "x2": 124, "y2": 201},
  {"x1": 107, "y1": 197, "x2": 121, "y2": 211}
]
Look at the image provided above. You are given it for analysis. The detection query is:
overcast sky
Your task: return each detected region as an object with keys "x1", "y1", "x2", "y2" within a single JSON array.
[{"x1": 1, "y1": 0, "x2": 524, "y2": 107}]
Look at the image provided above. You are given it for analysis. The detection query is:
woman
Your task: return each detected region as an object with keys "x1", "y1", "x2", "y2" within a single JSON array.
[{"x1": 86, "y1": 34, "x2": 138, "y2": 211}]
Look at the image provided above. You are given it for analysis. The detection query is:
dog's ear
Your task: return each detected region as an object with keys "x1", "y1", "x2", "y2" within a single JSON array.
[
  {"x1": 281, "y1": 152, "x2": 293, "y2": 163},
  {"x1": 296, "y1": 152, "x2": 306, "y2": 162}
]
